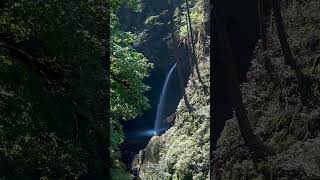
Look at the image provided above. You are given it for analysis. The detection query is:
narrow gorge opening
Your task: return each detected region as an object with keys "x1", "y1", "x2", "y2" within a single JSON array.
[{"x1": 118, "y1": 0, "x2": 192, "y2": 169}]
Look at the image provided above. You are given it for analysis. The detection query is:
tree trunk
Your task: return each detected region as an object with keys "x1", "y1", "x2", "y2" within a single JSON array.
[
  {"x1": 169, "y1": 0, "x2": 193, "y2": 112},
  {"x1": 271, "y1": 0, "x2": 309, "y2": 104},
  {"x1": 271, "y1": 0, "x2": 297, "y2": 72},
  {"x1": 186, "y1": 13, "x2": 194, "y2": 76},
  {"x1": 186, "y1": 18, "x2": 198, "y2": 87},
  {"x1": 270, "y1": 11, "x2": 274, "y2": 34},
  {"x1": 214, "y1": 0, "x2": 262, "y2": 154},
  {"x1": 0, "y1": 41, "x2": 63, "y2": 81},
  {"x1": 185, "y1": 0, "x2": 208, "y2": 93},
  {"x1": 258, "y1": 0, "x2": 267, "y2": 50}
]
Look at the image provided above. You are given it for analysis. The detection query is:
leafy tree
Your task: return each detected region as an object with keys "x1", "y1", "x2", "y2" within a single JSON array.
[
  {"x1": 0, "y1": 0, "x2": 151, "y2": 179},
  {"x1": 110, "y1": 11, "x2": 153, "y2": 180},
  {"x1": 0, "y1": 0, "x2": 108, "y2": 178}
]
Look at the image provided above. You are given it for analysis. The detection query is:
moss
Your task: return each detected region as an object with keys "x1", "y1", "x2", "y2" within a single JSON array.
[{"x1": 257, "y1": 162, "x2": 280, "y2": 179}]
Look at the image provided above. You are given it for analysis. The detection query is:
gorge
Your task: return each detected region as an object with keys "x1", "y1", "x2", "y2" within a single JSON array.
[{"x1": 119, "y1": 0, "x2": 191, "y2": 171}]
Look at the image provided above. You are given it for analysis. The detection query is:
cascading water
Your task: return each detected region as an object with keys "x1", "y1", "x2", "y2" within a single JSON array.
[{"x1": 153, "y1": 63, "x2": 177, "y2": 135}]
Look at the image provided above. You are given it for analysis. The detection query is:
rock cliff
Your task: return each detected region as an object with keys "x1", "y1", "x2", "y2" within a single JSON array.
[{"x1": 132, "y1": 54, "x2": 210, "y2": 179}]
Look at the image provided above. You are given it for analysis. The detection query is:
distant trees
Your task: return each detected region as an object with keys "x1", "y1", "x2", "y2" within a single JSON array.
[
  {"x1": 186, "y1": 13, "x2": 194, "y2": 77},
  {"x1": 169, "y1": 0, "x2": 193, "y2": 112},
  {"x1": 185, "y1": 0, "x2": 208, "y2": 93}
]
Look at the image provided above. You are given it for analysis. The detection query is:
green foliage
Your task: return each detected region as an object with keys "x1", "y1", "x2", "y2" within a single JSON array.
[
  {"x1": 176, "y1": 0, "x2": 205, "y2": 41},
  {"x1": 109, "y1": 0, "x2": 153, "y2": 179},
  {"x1": 0, "y1": 0, "x2": 151, "y2": 179},
  {"x1": 110, "y1": 14, "x2": 153, "y2": 120},
  {"x1": 0, "y1": 0, "x2": 109, "y2": 179}
]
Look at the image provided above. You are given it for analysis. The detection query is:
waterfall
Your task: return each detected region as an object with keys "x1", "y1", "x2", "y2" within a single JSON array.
[{"x1": 153, "y1": 63, "x2": 177, "y2": 135}]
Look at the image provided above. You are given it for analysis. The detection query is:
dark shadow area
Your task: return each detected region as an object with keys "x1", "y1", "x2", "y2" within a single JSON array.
[{"x1": 211, "y1": 0, "x2": 260, "y2": 149}]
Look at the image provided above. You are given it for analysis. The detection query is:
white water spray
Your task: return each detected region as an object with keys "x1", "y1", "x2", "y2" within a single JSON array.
[{"x1": 153, "y1": 63, "x2": 176, "y2": 135}]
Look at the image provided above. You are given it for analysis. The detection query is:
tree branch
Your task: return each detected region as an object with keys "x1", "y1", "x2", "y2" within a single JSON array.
[
  {"x1": 0, "y1": 41, "x2": 65, "y2": 81},
  {"x1": 110, "y1": 71, "x2": 131, "y2": 89}
]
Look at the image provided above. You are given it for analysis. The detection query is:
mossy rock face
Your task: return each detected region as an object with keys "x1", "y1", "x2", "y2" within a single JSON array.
[
  {"x1": 133, "y1": 10, "x2": 175, "y2": 76},
  {"x1": 132, "y1": 55, "x2": 210, "y2": 180},
  {"x1": 132, "y1": 45, "x2": 210, "y2": 180},
  {"x1": 143, "y1": 136, "x2": 164, "y2": 164}
]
